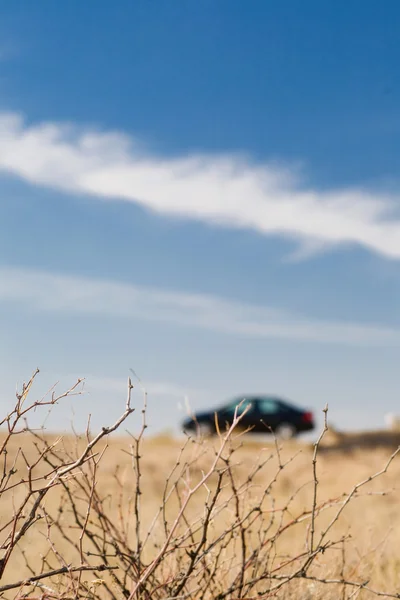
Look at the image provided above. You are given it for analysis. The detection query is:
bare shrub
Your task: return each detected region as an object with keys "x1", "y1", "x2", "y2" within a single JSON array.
[{"x1": 0, "y1": 370, "x2": 399, "y2": 599}]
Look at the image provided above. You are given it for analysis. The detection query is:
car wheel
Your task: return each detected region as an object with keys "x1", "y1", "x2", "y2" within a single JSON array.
[{"x1": 275, "y1": 423, "x2": 297, "y2": 440}]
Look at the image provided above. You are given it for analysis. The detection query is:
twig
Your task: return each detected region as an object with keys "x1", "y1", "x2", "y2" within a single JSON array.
[{"x1": 0, "y1": 564, "x2": 117, "y2": 593}]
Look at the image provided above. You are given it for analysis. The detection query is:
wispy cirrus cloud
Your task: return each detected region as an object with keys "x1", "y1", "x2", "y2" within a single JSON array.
[
  {"x1": 0, "y1": 112, "x2": 400, "y2": 259},
  {"x1": 78, "y1": 375, "x2": 203, "y2": 399},
  {"x1": 0, "y1": 266, "x2": 398, "y2": 346}
]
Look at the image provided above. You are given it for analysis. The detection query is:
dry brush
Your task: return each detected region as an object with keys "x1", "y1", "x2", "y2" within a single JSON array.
[{"x1": 0, "y1": 370, "x2": 399, "y2": 599}]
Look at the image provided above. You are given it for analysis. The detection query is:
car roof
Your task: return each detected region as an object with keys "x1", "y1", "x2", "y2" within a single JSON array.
[
  {"x1": 224, "y1": 396, "x2": 302, "y2": 411},
  {"x1": 230, "y1": 395, "x2": 283, "y2": 403}
]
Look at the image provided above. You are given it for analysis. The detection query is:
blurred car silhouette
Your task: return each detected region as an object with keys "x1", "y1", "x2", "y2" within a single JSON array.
[{"x1": 182, "y1": 396, "x2": 315, "y2": 439}]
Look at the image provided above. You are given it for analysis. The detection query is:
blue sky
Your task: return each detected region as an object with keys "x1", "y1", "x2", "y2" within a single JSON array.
[{"x1": 0, "y1": 1, "x2": 399, "y2": 436}]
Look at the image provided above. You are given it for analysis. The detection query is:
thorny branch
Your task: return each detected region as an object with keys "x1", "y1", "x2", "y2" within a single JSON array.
[
  {"x1": 1, "y1": 373, "x2": 400, "y2": 600},
  {"x1": 0, "y1": 371, "x2": 135, "y2": 594},
  {"x1": 0, "y1": 564, "x2": 117, "y2": 593}
]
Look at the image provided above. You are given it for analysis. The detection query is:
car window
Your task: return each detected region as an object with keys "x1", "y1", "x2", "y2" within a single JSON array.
[
  {"x1": 258, "y1": 399, "x2": 280, "y2": 415},
  {"x1": 224, "y1": 399, "x2": 254, "y2": 416}
]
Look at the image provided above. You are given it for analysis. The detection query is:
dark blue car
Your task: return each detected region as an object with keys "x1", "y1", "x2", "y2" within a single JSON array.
[{"x1": 182, "y1": 396, "x2": 315, "y2": 439}]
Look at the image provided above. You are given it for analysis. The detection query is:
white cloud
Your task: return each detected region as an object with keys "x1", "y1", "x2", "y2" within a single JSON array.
[
  {"x1": 0, "y1": 112, "x2": 400, "y2": 259},
  {"x1": 0, "y1": 266, "x2": 398, "y2": 346},
  {"x1": 77, "y1": 375, "x2": 202, "y2": 399}
]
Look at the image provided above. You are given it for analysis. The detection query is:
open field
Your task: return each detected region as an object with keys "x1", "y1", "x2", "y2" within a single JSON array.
[
  {"x1": 1, "y1": 373, "x2": 400, "y2": 599},
  {"x1": 2, "y1": 420, "x2": 400, "y2": 599}
]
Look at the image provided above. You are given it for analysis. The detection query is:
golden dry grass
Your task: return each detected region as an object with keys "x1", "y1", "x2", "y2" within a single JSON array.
[{"x1": 1, "y1": 426, "x2": 400, "y2": 599}]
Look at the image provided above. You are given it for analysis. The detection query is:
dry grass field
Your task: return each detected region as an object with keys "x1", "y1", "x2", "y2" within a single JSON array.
[{"x1": 1, "y1": 374, "x2": 400, "y2": 599}]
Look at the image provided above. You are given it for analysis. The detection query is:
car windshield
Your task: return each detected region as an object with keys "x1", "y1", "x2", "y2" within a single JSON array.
[
  {"x1": 222, "y1": 399, "x2": 254, "y2": 416},
  {"x1": 262, "y1": 396, "x2": 301, "y2": 410},
  {"x1": 258, "y1": 398, "x2": 280, "y2": 414}
]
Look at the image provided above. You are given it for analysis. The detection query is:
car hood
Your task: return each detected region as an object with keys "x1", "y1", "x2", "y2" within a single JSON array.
[{"x1": 182, "y1": 410, "x2": 213, "y2": 424}]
